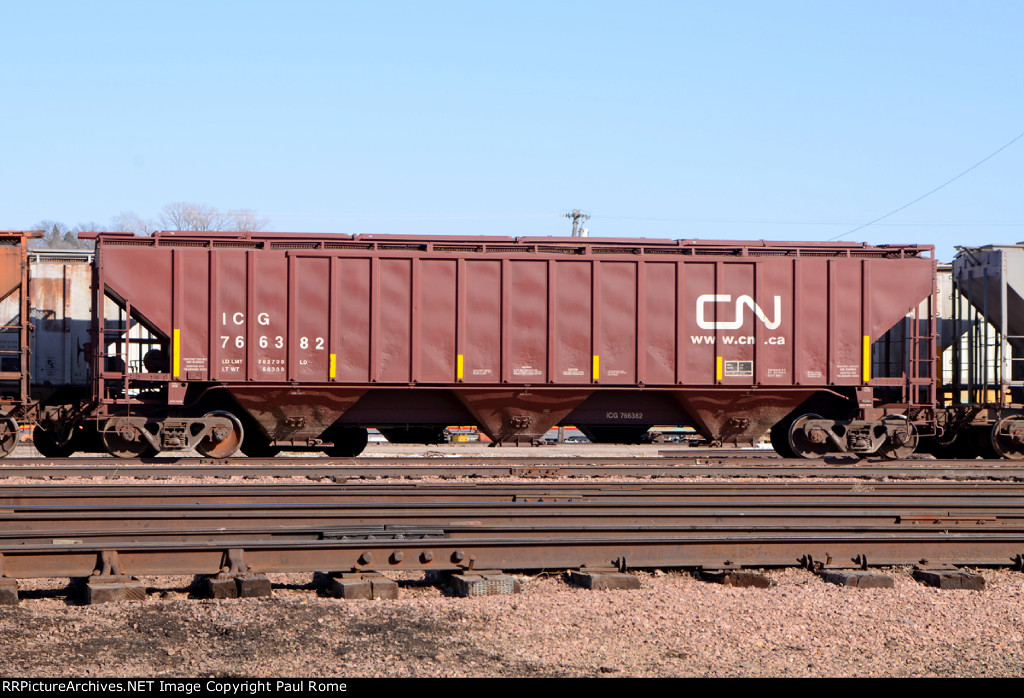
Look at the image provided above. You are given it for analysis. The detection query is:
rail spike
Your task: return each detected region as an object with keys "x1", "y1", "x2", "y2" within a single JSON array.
[
  {"x1": 99, "y1": 550, "x2": 124, "y2": 577},
  {"x1": 799, "y1": 554, "x2": 826, "y2": 572},
  {"x1": 220, "y1": 548, "x2": 250, "y2": 576}
]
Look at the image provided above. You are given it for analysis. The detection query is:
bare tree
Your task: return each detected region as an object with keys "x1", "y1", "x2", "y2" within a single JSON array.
[
  {"x1": 34, "y1": 220, "x2": 71, "y2": 248},
  {"x1": 30, "y1": 220, "x2": 97, "y2": 249},
  {"x1": 69, "y1": 222, "x2": 102, "y2": 249},
  {"x1": 160, "y1": 202, "x2": 230, "y2": 231},
  {"x1": 31, "y1": 205, "x2": 268, "y2": 248},
  {"x1": 110, "y1": 211, "x2": 156, "y2": 236},
  {"x1": 228, "y1": 209, "x2": 270, "y2": 232}
]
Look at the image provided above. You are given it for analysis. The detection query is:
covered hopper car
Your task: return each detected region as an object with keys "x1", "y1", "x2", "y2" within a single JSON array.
[{"x1": 0, "y1": 228, "x2": 1017, "y2": 459}]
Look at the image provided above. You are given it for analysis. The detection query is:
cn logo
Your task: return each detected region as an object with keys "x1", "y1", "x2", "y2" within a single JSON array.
[{"x1": 696, "y1": 294, "x2": 782, "y2": 330}]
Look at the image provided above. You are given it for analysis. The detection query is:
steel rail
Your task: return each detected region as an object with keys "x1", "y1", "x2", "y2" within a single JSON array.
[
  {"x1": 1, "y1": 483, "x2": 1024, "y2": 563},
  {"x1": 5, "y1": 481, "x2": 1024, "y2": 580},
  {"x1": 6, "y1": 481, "x2": 1024, "y2": 505},
  {"x1": 3, "y1": 455, "x2": 1024, "y2": 480},
  {"x1": 6, "y1": 519, "x2": 1015, "y2": 544},
  {"x1": 5, "y1": 479, "x2": 1024, "y2": 493},
  {"x1": 3, "y1": 504, "x2": 1018, "y2": 531},
  {"x1": 3, "y1": 530, "x2": 1024, "y2": 579},
  {"x1": 6, "y1": 482, "x2": 1024, "y2": 505}
]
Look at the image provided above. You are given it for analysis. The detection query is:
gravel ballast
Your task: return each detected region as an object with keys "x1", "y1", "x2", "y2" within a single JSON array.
[{"x1": 1, "y1": 567, "x2": 1022, "y2": 678}]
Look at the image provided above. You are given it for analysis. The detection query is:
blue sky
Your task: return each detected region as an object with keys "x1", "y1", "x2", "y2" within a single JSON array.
[{"x1": 1, "y1": 1, "x2": 1020, "y2": 262}]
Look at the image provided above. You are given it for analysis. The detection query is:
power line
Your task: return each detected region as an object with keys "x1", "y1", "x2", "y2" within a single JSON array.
[
  {"x1": 563, "y1": 209, "x2": 590, "y2": 237},
  {"x1": 594, "y1": 215, "x2": 1021, "y2": 227},
  {"x1": 830, "y1": 129, "x2": 1024, "y2": 241}
]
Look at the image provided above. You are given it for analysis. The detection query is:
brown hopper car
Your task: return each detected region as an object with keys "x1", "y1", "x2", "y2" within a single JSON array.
[{"x1": 0, "y1": 228, "x2": 1017, "y2": 459}]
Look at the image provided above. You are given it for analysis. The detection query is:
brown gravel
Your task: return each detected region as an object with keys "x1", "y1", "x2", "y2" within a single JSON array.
[{"x1": 1, "y1": 567, "x2": 1022, "y2": 678}]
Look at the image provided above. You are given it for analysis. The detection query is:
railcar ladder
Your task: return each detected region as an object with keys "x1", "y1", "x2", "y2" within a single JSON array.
[{"x1": 0, "y1": 232, "x2": 39, "y2": 416}]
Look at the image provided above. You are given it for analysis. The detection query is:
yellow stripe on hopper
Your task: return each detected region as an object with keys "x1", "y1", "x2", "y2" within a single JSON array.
[
  {"x1": 863, "y1": 335, "x2": 871, "y2": 383},
  {"x1": 593, "y1": 355, "x2": 600, "y2": 380},
  {"x1": 716, "y1": 356, "x2": 723, "y2": 381},
  {"x1": 329, "y1": 353, "x2": 337, "y2": 379},
  {"x1": 173, "y1": 329, "x2": 180, "y2": 377},
  {"x1": 457, "y1": 354, "x2": 464, "y2": 381}
]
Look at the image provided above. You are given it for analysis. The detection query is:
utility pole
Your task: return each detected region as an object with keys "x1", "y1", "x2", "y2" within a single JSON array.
[
  {"x1": 563, "y1": 209, "x2": 590, "y2": 237},
  {"x1": 559, "y1": 208, "x2": 591, "y2": 445}
]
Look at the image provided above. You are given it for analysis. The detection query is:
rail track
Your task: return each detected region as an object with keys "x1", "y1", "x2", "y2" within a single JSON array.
[
  {"x1": 3, "y1": 480, "x2": 1024, "y2": 596},
  {"x1": 3, "y1": 453, "x2": 1024, "y2": 480}
]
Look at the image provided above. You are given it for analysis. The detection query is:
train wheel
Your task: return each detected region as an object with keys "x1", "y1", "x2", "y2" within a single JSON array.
[
  {"x1": 33, "y1": 426, "x2": 77, "y2": 458},
  {"x1": 991, "y1": 417, "x2": 1024, "y2": 460},
  {"x1": 0, "y1": 418, "x2": 19, "y2": 457},
  {"x1": 103, "y1": 419, "x2": 156, "y2": 458},
  {"x1": 196, "y1": 411, "x2": 245, "y2": 458},
  {"x1": 322, "y1": 426, "x2": 368, "y2": 458},
  {"x1": 878, "y1": 416, "x2": 918, "y2": 460},
  {"x1": 788, "y1": 414, "x2": 829, "y2": 459}
]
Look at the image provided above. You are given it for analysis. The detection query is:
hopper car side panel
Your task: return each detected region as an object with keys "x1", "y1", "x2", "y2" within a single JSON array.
[
  {"x1": 81, "y1": 234, "x2": 935, "y2": 456},
  {"x1": 95, "y1": 240, "x2": 935, "y2": 389}
]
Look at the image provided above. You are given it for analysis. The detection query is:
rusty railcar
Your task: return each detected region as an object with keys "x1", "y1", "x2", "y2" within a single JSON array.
[
  {"x1": 54, "y1": 232, "x2": 936, "y2": 459},
  {"x1": 0, "y1": 231, "x2": 39, "y2": 455},
  {"x1": 23, "y1": 249, "x2": 99, "y2": 457}
]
